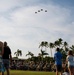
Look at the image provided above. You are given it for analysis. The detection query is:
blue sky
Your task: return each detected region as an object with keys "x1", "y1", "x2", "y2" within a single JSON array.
[{"x1": 0, "y1": 0, "x2": 74, "y2": 58}]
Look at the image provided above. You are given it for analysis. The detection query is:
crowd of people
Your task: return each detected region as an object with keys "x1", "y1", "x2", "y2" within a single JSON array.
[
  {"x1": 10, "y1": 60, "x2": 55, "y2": 71},
  {"x1": 0, "y1": 41, "x2": 74, "y2": 75}
]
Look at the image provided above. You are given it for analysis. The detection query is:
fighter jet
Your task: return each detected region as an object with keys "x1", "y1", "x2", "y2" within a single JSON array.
[
  {"x1": 45, "y1": 10, "x2": 47, "y2": 12},
  {"x1": 38, "y1": 10, "x2": 40, "y2": 12},
  {"x1": 41, "y1": 9, "x2": 43, "y2": 11},
  {"x1": 35, "y1": 12, "x2": 37, "y2": 14}
]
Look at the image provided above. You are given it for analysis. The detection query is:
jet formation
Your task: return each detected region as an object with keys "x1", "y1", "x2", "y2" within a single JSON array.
[{"x1": 35, "y1": 9, "x2": 47, "y2": 14}]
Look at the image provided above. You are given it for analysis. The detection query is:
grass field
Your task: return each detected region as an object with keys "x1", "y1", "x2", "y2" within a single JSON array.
[{"x1": 4, "y1": 70, "x2": 55, "y2": 75}]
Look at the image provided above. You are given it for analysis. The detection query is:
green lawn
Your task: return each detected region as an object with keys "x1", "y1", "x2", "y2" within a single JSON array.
[{"x1": 4, "y1": 70, "x2": 55, "y2": 75}]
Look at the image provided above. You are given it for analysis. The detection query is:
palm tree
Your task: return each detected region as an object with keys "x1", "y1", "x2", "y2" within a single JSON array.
[
  {"x1": 70, "y1": 45, "x2": 74, "y2": 53},
  {"x1": 38, "y1": 49, "x2": 49, "y2": 61},
  {"x1": 60, "y1": 48, "x2": 67, "y2": 60},
  {"x1": 44, "y1": 41, "x2": 49, "y2": 51},
  {"x1": 54, "y1": 38, "x2": 63, "y2": 48},
  {"x1": 14, "y1": 49, "x2": 22, "y2": 58},
  {"x1": 49, "y1": 42, "x2": 54, "y2": 57},
  {"x1": 26, "y1": 51, "x2": 34, "y2": 58},
  {"x1": 58, "y1": 38, "x2": 63, "y2": 43},
  {"x1": 39, "y1": 41, "x2": 48, "y2": 51},
  {"x1": 63, "y1": 42, "x2": 68, "y2": 50},
  {"x1": 54, "y1": 40, "x2": 59, "y2": 47},
  {"x1": 39, "y1": 41, "x2": 45, "y2": 50}
]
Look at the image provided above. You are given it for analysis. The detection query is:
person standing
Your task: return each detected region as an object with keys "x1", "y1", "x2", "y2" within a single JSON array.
[
  {"x1": 2, "y1": 41, "x2": 12, "y2": 75},
  {"x1": 66, "y1": 50, "x2": 74, "y2": 75},
  {"x1": 54, "y1": 47, "x2": 62, "y2": 75}
]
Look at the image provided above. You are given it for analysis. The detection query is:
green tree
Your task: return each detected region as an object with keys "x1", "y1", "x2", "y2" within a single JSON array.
[
  {"x1": 52, "y1": 38, "x2": 68, "y2": 60},
  {"x1": 39, "y1": 41, "x2": 45, "y2": 50},
  {"x1": 14, "y1": 49, "x2": 22, "y2": 58},
  {"x1": 49, "y1": 42, "x2": 54, "y2": 57},
  {"x1": 39, "y1": 41, "x2": 48, "y2": 51},
  {"x1": 54, "y1": 38, "x2": 63, "y2": 48},
  {"x1": 70, "y1": 45, "x2": 74, "y2": 53},
  {"x1": 58, "y1": 38, "x2": 63, "y2": 45},
  {"x1": 26, "y1": 51, "x2": 34, "y2": 58},
  {"x1": 63, "y1": 41, "x2": 68, "y2": 52},
  {"x1": 44, "y1": 41, "x2": 49, "y2": 51},
  {"x1": 38, "y1": 49, "x2": 48, "y2": 61}
]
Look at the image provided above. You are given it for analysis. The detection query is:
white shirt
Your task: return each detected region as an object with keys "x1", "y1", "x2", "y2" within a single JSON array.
[{"x1": 67, "y1": 55, "x2": 74, "y2": 67}]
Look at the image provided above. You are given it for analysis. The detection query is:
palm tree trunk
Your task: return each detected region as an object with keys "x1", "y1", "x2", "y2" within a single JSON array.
[{"x1": 50, "y1": 49, "x2": 52, "y2": 57}]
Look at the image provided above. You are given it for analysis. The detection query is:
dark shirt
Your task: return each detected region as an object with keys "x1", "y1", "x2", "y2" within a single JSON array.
[
  {"x1": 2, "y1": 46, "x2": 11, "y2": 59},
  {"x1": 0, "y1": 47, "x2": 2, "y2": 55}
]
